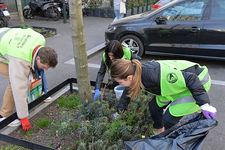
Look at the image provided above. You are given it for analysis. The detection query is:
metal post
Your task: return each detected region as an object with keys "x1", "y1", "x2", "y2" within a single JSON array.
[
  {"x1": 131, "y1": 0, "x2": 134, "y2": 15},
  {"x1": 62, "y1": 0, "x2": 67, "y2": 23},
  {"x1": 137, "y1": 0, "x2": 140, "y2": 14},
  {"x1": 70, "y1": 82, "x2": 73, "y2": 93},
  {"x1": 146, "y1": 0, "x2": 149, "y2": 11}
]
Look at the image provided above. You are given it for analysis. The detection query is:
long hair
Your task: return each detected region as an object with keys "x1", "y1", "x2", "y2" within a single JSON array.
[
  {"x1": 105, "y1": 40, "x2": 124, "y2": 67},
  {"x1": 110, "y1": 59, "x2": 144, "y2": 98}
]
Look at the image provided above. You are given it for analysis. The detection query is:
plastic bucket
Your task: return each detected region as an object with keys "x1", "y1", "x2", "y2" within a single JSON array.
[{"x1": 114, "y1": 85, "x2": 125, "y2": 100}]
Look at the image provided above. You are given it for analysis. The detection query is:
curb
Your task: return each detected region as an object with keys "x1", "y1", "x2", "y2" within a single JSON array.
[
  {"x1": 0, "y1": 86, "x2": 70, "y2": 135},
  {"x1": 87, "y1": 42, "x2": 105, "y2": 58}
]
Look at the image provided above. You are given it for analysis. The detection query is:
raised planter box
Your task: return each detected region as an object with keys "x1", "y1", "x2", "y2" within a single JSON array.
[{"x1": 12, "y1": 26, "x2": 57, "y2": 38}]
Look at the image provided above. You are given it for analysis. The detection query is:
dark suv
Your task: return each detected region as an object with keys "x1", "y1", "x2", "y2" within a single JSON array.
[{"x1": 105, "y1": 0, "x2": 225, "y2": 60}]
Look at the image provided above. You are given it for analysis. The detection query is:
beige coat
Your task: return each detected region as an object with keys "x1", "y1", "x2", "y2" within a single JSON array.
[{"x1": 0, "y1": 48, "x2": 40, "y2": 119}]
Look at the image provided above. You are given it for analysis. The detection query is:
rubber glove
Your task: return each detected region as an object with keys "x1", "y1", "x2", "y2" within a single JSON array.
[
  {"x1": 112, "y1": 112, "x2": 120, "y2": 120},
  {"x1": 200, "y1": 103, "x2": 217, "y2": 119},
  {"x1": 94, "y1": 89, "x2": 101, "y2": 101},
  {"x1": 20, "y1": 118, "x2": 31, "y2": 131}
]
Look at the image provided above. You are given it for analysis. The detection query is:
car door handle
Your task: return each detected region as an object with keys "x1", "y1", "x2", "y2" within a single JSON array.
[{"x1": 191, "y1": 26, "x2": 201, "y2": 32}]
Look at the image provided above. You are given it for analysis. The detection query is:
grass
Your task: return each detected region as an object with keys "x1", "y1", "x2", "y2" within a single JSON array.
[
  {"x1": 24, "y1": 130, "x2": 34, "y2": 137},
  {"x1": 57, "y1": 95, "x2": 80, "y2": 110},
  {"x1": 35, "y1": 117, "x2": 51, "y2": 129},
  {"x1": 0, "y1": 145, "x2": 29, "y2": 150}
]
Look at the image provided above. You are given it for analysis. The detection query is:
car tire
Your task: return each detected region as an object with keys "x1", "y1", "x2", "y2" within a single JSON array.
[{"x1": 120, "y1": 35, "x2": 144, "y2": 56}]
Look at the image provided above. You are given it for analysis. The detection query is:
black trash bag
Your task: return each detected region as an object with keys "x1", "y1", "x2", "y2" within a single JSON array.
[{"x1": 125, "y1": 113, "x2": 218, "y2": 150}]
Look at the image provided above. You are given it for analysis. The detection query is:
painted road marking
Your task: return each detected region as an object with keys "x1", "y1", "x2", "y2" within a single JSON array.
[
  {"x1": 64, "y1": 42, "x2": 105, "y2": 65},
  {"x1": 211, "y1": 80, "x2": 225, "y2": 86},
  {"x1": 66, "y1": 60, "x2": 225, "y2": 87}
]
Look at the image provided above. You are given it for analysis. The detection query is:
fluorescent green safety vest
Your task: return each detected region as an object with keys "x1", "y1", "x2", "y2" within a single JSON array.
[
  {"x1": 103, "y1": 47, "x2": 132, "y2": 69},
  {"x1": 0, "y1": 27, "x2": 45, "y2": 63},
  {"x1": 146, "y1": 60, "x2": 211, "y2": 117}
]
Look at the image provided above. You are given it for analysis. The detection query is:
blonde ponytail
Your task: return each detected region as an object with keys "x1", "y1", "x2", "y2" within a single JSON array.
[
  {"x1": 128, "y1": 59, "x2": 144, "y2": 98},
  {"x1": 110, "y1": 59, "x2": 144, "y2": 98}
]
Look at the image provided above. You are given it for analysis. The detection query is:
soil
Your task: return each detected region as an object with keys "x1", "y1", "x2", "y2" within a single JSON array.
[{"x1": 1, "y1": 100, "x2": 77, "y2": 150}]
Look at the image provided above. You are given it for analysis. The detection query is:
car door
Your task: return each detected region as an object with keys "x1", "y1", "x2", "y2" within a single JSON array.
[
  {"x1": 145, "y1": 0, "x2": 209, "y2": 56},
  {"x1": 199, "y1": 0, "x2": 225, "y2": 59}
]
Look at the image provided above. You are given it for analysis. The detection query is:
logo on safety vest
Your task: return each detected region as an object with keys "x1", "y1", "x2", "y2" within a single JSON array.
[{"x1": 167, "y1": 73, "x2": 178, "y2": 83}]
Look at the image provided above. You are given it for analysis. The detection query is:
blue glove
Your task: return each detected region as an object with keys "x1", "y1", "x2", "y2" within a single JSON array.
[{"x1": 94, "y1": 89, "x2": 101, "y2": 101}]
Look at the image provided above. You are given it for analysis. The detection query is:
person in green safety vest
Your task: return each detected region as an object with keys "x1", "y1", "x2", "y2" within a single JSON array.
[
  {"x1": 94, "y1": 40, "x2": 141, "y2": 101},
  {"x1": 0, "y1": 27, "x2": 58, "y2": 131},
  {"x1": 110, "y1": 59, "x2": 217, "y2": 134}
]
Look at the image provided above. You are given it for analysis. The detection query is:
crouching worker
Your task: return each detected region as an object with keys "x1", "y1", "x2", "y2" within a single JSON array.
[
  {"x1": 110, "y1": 59, "x2": 216, "y2": 134},
  {"x1": 94, "y1": 40, "x2": 141, "y2": 101},
  {"x1": 0, "y1": 27, "x2": 58, "y2": 131}
]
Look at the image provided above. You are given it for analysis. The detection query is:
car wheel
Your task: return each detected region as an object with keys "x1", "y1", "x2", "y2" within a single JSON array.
[{"x1": 120, "y1": 35, "x2": 144, "y2": 56}]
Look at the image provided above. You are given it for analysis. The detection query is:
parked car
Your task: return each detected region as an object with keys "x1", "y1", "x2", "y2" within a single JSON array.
[
  {"x1": 105, "y1": 0, "x2": 225, "y2": 60},
  {"x1": 151, "y1": 0, "x2": 175, "y2": 11}
]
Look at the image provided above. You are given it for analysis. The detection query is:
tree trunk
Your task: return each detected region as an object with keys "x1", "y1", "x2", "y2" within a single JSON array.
[
  {"x1": 69, "y1": 0, "x2": 92, "y2": 103},
  {"x1": 16, "y1": 0, "x2": 24, "y2": 25}
]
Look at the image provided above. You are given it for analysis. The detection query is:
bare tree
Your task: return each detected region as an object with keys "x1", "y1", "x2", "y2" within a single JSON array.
[
  {"x1": 69, "y1": 0, "x2": 92, "y2": 102},
  {"x1": 16, "y1": 0, "x2": 24, "y2": 25}
]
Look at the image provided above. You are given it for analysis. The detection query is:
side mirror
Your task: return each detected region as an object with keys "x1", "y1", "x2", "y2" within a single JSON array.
[{"x1": 155, "y1": 16, "x2": 167, "y2": 24}]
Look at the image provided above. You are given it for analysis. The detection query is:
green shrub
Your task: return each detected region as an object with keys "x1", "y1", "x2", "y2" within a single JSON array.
[{"x1": 73, "y1": 92, "x2": 154, "y2": 149}]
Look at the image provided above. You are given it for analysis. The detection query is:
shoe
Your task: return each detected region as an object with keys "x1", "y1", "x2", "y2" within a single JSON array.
[
  {"x1": 44, "y1": 97, "x2": 53, "y2": 103},
  {"x1": 0, "y1": 117, "x2": 21, "y2": 127},
  {"x1": 0, "y1": 117, "x2": 6, "y2": 122},
  {"x1": 8, "y1": 119, "x2": 21, "y2": 127}
]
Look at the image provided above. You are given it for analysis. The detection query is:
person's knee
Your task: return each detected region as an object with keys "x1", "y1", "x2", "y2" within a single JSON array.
[
  {"x1": 162, "y1": 117, "x2": 175, "y2": 130},
  {"x1": 162, "y1": 110, "x2": 182, "y2": 130}
]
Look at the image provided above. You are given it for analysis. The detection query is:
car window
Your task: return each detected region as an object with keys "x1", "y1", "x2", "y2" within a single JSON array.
[
  {"x1": 210, "y1": 0, "x2": 225, "y2": 20},
  {"x1": 161, "y1": 0, "x2": 209, "y2": 21}
]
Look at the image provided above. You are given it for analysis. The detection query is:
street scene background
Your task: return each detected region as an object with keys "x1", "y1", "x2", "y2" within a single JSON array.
[{"x1": 0, "y1": 14, "x2": 225, "y2": 149}]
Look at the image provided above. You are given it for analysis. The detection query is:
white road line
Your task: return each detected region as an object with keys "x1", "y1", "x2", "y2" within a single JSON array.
[
  {"x1": 66, "y1": 61, "x2": 225, "y2": 87},
  {"x1": 88, "y1": 63, "x2": 100, "y2": 68},
  {"x1": 211, "y1": 80, "x2": 225, "y2": 86},
  {"x1": 64, "y1": 42, "x2": 105, "y2": 65}
]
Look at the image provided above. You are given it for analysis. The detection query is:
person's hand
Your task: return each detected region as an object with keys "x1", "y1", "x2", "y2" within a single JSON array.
[
  {"x1": 112, "y1": 112, "x2": 120, "y2": 119},
  {"x1": 94, "y1": 89, "x2": 101, "y2": 101},
  {"x1": 20, "y1": 118, "x2": 31, "y2": 131},
  {"x1": 200, "y1": 103, "x2": 217, "y2": 119},
  {"x1": 155, "y1": 127, "x2": 165, "y2": 135}
]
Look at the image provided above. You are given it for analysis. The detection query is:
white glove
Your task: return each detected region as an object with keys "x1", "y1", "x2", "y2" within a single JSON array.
[
  {"x1": 112, "y1": 112, "x2": 120, "y2": 120},
  {"x1": 200, "y1": 103, "x2": 217, "y2": 119}
]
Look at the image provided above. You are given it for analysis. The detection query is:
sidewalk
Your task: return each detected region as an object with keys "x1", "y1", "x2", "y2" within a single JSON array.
[
  {"x1": 0, "y1": 16, "x2": 113, "y2": 128},
  {"x1": 5, "y1": 16, "x2": 113, "y2": 92}
]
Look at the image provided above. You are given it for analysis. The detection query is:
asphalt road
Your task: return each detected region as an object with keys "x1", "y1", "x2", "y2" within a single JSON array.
[{"x1": 0, "y1": 17, "x2": 225, "y2": 149}]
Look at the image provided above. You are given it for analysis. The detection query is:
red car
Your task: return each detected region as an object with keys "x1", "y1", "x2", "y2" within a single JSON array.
[{"x1": 152, "y1": 0, "x2": 175, "y2": 10}]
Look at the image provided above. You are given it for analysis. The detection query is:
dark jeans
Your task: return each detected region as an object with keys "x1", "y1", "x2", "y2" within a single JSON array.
[{"x1": 148, "y1": 97, "x2": 182, "y2": 130}]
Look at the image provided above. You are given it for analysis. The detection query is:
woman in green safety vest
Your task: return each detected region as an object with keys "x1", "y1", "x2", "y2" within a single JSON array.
[
  {"x1": 110, "y1": 59, "x2": 217, "y2": 134},
  {"x1": 94, "y1": 40, "x2": 141, "y2": 101}
]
